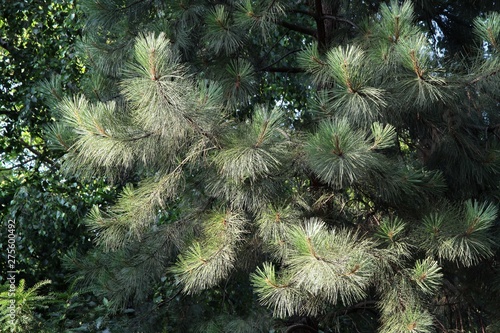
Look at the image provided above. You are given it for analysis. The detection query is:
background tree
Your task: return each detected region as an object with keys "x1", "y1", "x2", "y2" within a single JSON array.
[
  {"x1": 0, "y1": 0, "x2": 79, "y2": 173},
  {"x1": 0, "y1": 0, "x2": 119, "y2": 282},
  {"x1": 40, "y1": 0, "x2": 500, "y2": 332},
  {"x1": 0, "y1": 2, "x2": 119, "y2": 331}
]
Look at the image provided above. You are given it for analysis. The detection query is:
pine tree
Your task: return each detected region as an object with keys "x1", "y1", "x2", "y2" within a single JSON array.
[{"x1": 42, "y1": 0, "x2": 500, "y2": 332}]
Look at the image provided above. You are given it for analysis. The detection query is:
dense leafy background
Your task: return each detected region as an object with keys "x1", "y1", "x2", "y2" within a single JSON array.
[{"x1": 1, "y1": 2, "x2": 116, "y2": 331}]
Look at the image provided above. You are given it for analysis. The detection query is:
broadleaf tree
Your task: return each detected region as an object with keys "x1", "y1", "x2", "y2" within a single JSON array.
[
  {"x1": 42, "y1": 0, "x2": 500, "y2": 332},
  {"x1": 0, "y1": 0, "x2": 119, "y2": 292}
]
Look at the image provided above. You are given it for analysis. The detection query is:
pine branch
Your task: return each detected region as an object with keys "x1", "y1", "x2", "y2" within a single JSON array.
[
  {"x1": 260, "y1": 32, "x2": 289, "y2": 61},
  {"x1": 182, "y1": 114, "x2": 221, "y2": 148},
  {"x1": 288, "y1": 6, "x2": 359, "y2": 31},
  {"x1": 469, "y1": 69, "x2": 500, "y2": 85},
  {"x1": 122, "y1": 131, "x2": 155, "y2": 142},
  {"x1": 322, "y1": 15, "x2": 359, "y2": 30},
  {"x1": 171, "y1": 210, "x2": 246, "y2": 294},
  {"x1": 18, "y1": 139, "x2": 57, "y2": 168},
  {"x1": 278, "y1": 21, "x2": 317, "y2": 38},
  {"x1": 156, "y1": 288, "x2": 182, "y2": 308},
  {"x1": 257, "y1": 49, "x2": 303, "y2": 72}
]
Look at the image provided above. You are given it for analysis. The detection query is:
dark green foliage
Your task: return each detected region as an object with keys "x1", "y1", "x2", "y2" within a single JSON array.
[
  {"x1": 0, "y1": 2, "x2": 121, "y2": 331},
  {"x1": 0, "y1": 0, "x2": 82, "y2": 171},
  {"x1": 0, "y1": 173, "x2": 116, "y2": 286},
  {"x1": 5, "y1": 0, "x2": 500, "y2": 332}
]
